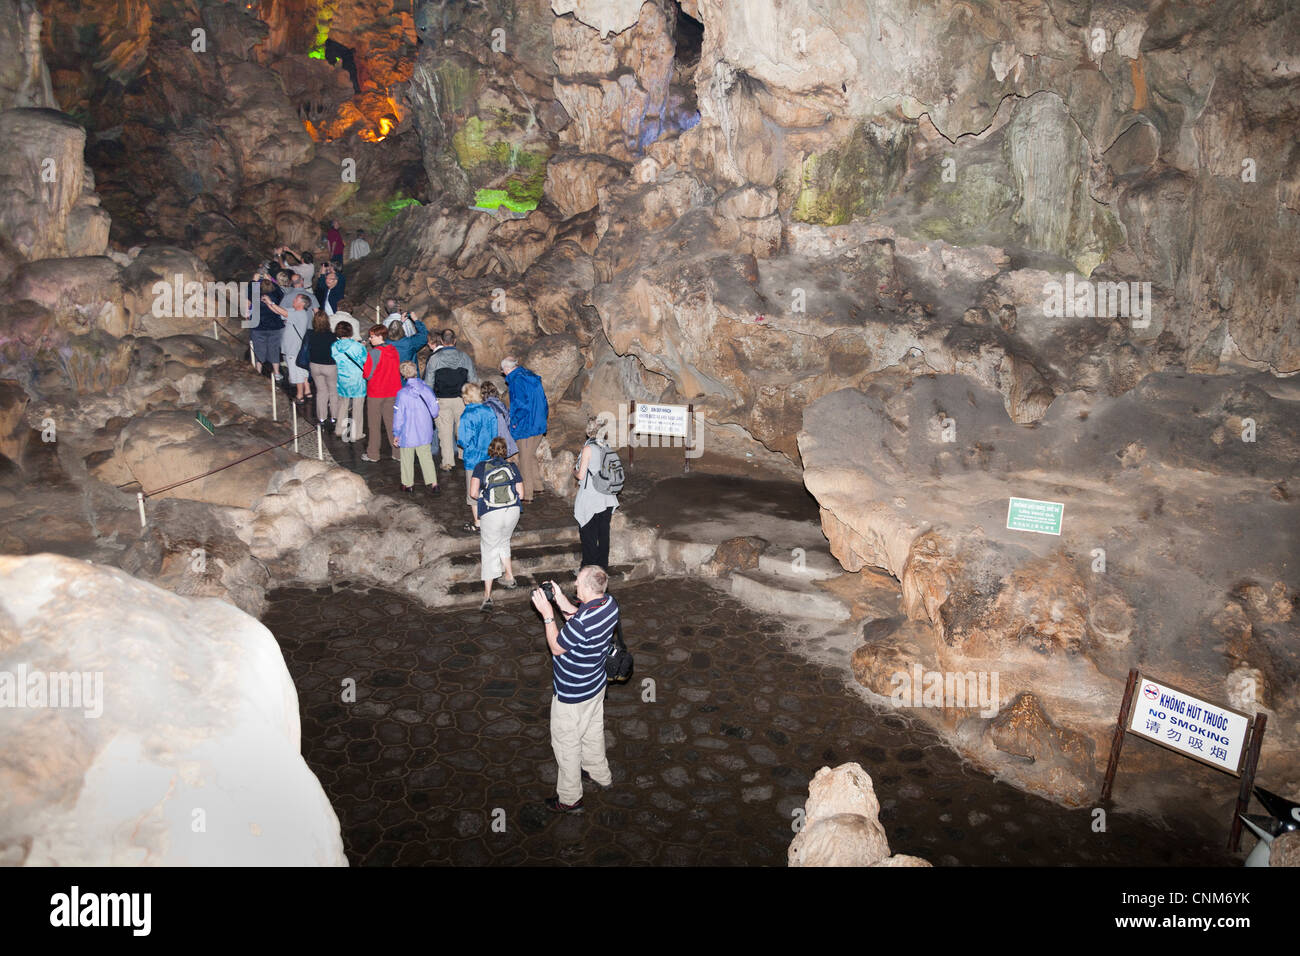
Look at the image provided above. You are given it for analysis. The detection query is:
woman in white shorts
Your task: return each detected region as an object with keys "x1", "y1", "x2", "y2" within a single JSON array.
[{"x1": 469, "y1": 436, "x2": 523, "y2": 613}]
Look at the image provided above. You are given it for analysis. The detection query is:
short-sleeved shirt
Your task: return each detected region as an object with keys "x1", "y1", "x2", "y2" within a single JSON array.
[
  {"x1": 471, "y1": 458, "x2": 521, "y2": 519},
  {"x1": 553, "y1": 595, "x2": 618, "y2": 703}
]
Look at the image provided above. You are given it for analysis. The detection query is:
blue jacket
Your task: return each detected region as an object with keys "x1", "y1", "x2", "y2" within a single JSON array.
[
  {"x1": 457, "y1": 402, "x2": 498, "y2": 474},
  {"x1": 393, "y1": 377, "x2": 439, "y2": 449},
  {"x1": 394, "y1": 319, "x2": 428, "y2": 365},
  {"x1": 331, "y1": 338, "x2": 367, "y2": 398},
  {"x1": 484, "y1": 396, "x2": 517, "y2": 457},
  {"x1": 506, "y1": 366, "x2": 548, "y2": 440}
]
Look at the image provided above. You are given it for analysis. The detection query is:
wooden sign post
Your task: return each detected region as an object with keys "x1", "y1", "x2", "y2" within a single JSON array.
[
  {"x1": 628, "y1": 401, "x2": 693, "y2": 474},
  {"x1": 1099, "y1": 668, "x2": 1266, "y2": 851}
]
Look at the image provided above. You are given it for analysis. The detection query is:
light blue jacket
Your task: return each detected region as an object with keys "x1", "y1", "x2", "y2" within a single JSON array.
[{"x1": 332, "y1": 338, "x2": 368, "y2": 398}]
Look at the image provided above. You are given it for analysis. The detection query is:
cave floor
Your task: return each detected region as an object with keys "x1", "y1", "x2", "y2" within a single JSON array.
[{"x1": 262, "y1": 577, "x2": 1237, "y2": 867}]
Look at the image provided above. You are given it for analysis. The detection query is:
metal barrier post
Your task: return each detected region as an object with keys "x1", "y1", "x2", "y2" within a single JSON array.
[
  {"x1": 137, "y1": 492, "x2": 146, "y2": 528},
  {"x1": 317, "y1": 423, "x2": 323, "y2": 460},
  {"x1": 271, "y1": 376, "x2": 277, "y2": 421},
  {"x1": 212, "y1": 320, "x2": 219, "y2": 341},
  {"x1": 292, "y1": 400, "x2": 299, "y2": 453}
]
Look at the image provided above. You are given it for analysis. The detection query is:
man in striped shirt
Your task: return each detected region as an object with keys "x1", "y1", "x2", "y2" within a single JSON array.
[{"x1": 532, "y1": 566, "x2": 618, "y2": 813}]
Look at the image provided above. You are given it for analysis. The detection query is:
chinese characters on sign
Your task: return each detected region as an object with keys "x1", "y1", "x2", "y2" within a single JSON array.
[{"x1": 1127, "y1": 675, "x2": 1251, "y2": 773}]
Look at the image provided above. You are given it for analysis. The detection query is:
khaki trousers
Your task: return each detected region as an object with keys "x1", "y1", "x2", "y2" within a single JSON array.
[
  {"x1": 436, "y1": 396, "x2": 465, "y2": 469},
  {"x1": 309, "y1": 363, "x2": 338, "y2": 422},
  {"x1": 399, "y1": 444, "x2": 436, "y2": 487},
  {"x1": 550, "y1": 686, "x2": 611, "y2": 805},
  {"x1": 516, "y1": 433, "x2": 542, "y2": 500},
  {"x1": 365, "y1": 395, "x2": 396, "y2": 460}
]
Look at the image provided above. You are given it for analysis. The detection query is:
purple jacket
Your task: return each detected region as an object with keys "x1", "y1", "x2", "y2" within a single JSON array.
[{"x1": 393, "y1": 377, "x2": 439, "y2": 448}]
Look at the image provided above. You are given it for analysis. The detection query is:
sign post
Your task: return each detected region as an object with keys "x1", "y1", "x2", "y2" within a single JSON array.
[
  {"x1": 627, "y1": 400, "x2": 634, "y2": 472},
  {"x1": 630, "y1": 401, "x2": 692, "y2": 474},
  {"x1": 1099, "y1": 669, "x2": 1265, "y2": 850}
]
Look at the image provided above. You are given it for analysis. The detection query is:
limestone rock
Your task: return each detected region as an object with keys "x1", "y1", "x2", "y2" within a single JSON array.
[
  {"x1": 804, "y1": 761, "x2": 883, "y2": 824},
  {"x1": 705, "y1": 535, "x2": 766, "y2": 575},
  {"x1": 240, "y1": 460, "x2": 373, "y2": 560},
  {"x1": 0, "y1": 108, "x2": 91, "y2": 261},
  {"x1": 787, "y1": 762, "x2": 925, "y2": 867},
  {"x1": 538, "y1": 448, "x2": 577, "y2": 499},
  {"x1": 0, "y1": 0, "x2": 55, "y2": 109},
  {"x1": 986, "y1": 693, "x2": 1094, "y2": 773},
  {"x1": 8, "y1": 256, "x2": 129, "y2": 337},
  {"x1": 525, "y1": 333, "x2": 584, "y2": 400},
  {"x1": 0, "y1": 553, "x2": 345, "y2": 865},
  {"x1": 545, "y1": 152, "x2": 627, "y2": 219},
  {"x1": 551, "y1": 0, "x2": 647, "y2": 38},
  {"x1": 112, "y1": 411, "x2": 299, "y2": 509},
  {"x1": 0, "y1": 379, "x2": 29, "y2": 465},
  {"x1": 789, "y1": 813, "x2": 891, "y2": 867},
  {"x1": 121, "y1": 246, "x2": 219, "y2": 339}
]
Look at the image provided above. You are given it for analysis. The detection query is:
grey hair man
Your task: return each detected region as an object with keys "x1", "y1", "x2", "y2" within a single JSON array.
[{"x1": 531, "y1": 566, "x2": 618, "y2": 813}]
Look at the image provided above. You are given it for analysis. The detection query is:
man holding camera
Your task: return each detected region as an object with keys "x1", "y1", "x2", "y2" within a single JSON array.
[{"x1": 531, "y1": 567, "x2": 618, "y2": 814}]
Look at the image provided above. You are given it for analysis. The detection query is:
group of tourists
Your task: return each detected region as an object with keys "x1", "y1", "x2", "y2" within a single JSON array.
[
  {"x1": 243, "y1": 223, "x2": 625, "y2": 818},
  {"x1": 245, "y1": 218, "x2": 371, "y2": 406},
  {"x1": 248, "y1": 278, "x2": 623, "y2": 614}
]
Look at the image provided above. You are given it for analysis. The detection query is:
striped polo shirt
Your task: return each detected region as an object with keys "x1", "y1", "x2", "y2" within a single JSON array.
[{"x1": 553, "y1": 595, "x2": 619, "y2": 703}]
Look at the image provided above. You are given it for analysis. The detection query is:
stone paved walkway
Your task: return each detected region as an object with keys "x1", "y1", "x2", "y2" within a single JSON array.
[{"x1": 262, "y1": 577, "x2": 1236, "y2": 867}]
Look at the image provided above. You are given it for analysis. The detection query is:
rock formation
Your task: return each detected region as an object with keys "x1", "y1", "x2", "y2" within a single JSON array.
[
  {"x1": 788, "y1": 762, "x2": 931, "y2": 866},
  {"x1": 0, "y1": 553, "x2": 346, "y2": 865},
  {"x1": 0, "y1": 0, "x2": 1294, "y2": 843}
]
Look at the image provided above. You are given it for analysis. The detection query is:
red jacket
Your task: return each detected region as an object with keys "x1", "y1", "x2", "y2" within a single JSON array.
[{"x1": 363, "y1": 345, "x2": 400, "y2": 397}]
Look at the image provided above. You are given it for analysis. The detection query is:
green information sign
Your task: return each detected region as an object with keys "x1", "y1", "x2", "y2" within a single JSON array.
[
  {"x1": 1006, "y1": 496, "x2": 1063, "y2": 535},
  {"x1": 195, "y1": 411, "x2": 215, "y2": 435}
]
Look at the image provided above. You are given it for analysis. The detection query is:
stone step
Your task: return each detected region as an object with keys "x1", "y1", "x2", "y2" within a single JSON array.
[
  {"x1": 757, "y1": 546, "x2": 841, "y2": 582},
  {"x1": 729, "y1": 569, "x2": 851, "y2": 622},
  {"x1": 447, "y1": 540, "x2": 581, "y2": 570},
  {"x1": 655, "y1": 535, "x2": 718, "y2": 573},
  {"x1": 445, "y1": 563, "x2": 651, "y2": 605}
]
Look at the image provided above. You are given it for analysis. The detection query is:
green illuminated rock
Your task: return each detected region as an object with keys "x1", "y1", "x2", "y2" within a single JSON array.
[{"x1": 792, "y1": 122, "x2": 911, "y2": 227}]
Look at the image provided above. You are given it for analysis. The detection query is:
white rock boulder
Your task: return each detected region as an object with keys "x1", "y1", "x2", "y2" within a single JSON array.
[
  {"x1": 788, "y1": 762, "x2": 931, "y2": 867},
  {"x1": 0, "y1": 553, "x2": 346, "y2": 865}
]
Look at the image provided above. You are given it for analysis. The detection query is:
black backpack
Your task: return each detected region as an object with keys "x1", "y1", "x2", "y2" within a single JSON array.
[
  {"x1": 605, "y1": 619, "x2": 633, "y2": 684},
  {"x1": 432, "y1": 363, "x2": 469, "y2": 398}
]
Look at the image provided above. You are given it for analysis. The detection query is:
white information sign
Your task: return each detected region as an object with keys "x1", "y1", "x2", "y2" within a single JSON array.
[
  {"x1": 634, "y1": 403, "x2": 690, "y2": 438},
  {"x1": 1128, "y1": 674, "x2": 1251, "y2": 774}
]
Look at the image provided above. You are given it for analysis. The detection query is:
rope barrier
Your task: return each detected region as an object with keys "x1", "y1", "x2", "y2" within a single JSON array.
[{"x1": 120, "y1": 426, "x2": 318, "y2": 498}]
